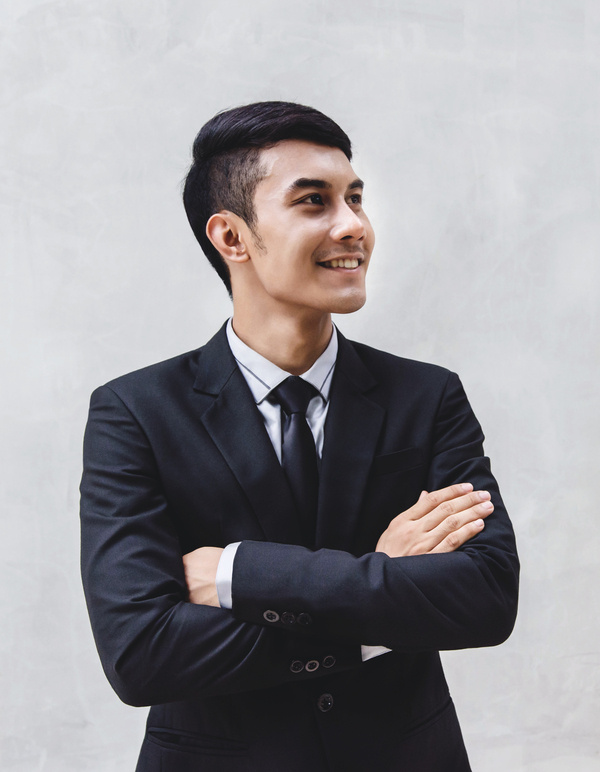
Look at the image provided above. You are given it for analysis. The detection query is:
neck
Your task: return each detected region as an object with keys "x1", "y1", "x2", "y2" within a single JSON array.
[{"x1": 231, "y1": 308, "x2": 333, "y2": 375}]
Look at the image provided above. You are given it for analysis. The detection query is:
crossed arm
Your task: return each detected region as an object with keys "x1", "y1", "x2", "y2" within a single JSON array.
[{"x1": 184, "y1": 483, "x2": 495, "y2": 607}]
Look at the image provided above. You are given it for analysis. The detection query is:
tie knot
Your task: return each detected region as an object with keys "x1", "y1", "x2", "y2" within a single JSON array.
[{"x1": 268, "y1": 376, "x2": 319, "y2": 416}]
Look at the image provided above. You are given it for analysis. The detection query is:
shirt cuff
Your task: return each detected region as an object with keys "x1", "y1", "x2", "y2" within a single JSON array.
[
  {"x1": 361, "y1": 645, "x2": 392, "y2": 662},
  {"x1": 215, "y1": 542, "x2": 241, "y2": 609}
]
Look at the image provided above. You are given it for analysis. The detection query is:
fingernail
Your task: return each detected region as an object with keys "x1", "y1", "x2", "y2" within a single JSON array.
[
  {"x1": 460, "y1": 483, "x2": 473, "y2": 492},
  {"x1": 478, "y1": 501, "x2": 493, "y2": 512},
  {"x1": 477, "y1": 490, "x2": 491, "y2": 501},
  {"x1": 475, "y1": 519, "x2": 484, "y2": 527}
]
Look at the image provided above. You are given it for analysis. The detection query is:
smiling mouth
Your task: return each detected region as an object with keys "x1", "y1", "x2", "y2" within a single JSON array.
[{"x1": 317, "y1": 256, "x2": 364, "y2": 270}]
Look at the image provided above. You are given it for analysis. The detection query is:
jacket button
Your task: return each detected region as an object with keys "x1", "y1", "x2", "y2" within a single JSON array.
[
  {"x1": 317, "y1": 693, "x2": 334, "y2": 712},
  {"x1": 322, "y1": 655, "x2": 336, "y2": 669},
  {"x1": 263, "y1": 610, "x2": 279, "y2": 623},
  {"x1": 305, "y1": 659, "x2": 320, "y2": 672},
  {"x1": 290, "y1": 660, "x2": 304, "y2": 674},
  {"x1": 281, "y1": 612, "x2": 296, "y2": 625},
  {"x1": 297, "y1": 612, "x2": 312, "y2": 626}
]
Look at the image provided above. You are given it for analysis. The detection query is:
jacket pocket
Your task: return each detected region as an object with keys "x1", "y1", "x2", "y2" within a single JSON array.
[
  {"x1": 372, "y1": 447, "x2": 424, "y2": 476},
  {"x1": 146, "y1": 728, "x2": 247, "y2": 757}
]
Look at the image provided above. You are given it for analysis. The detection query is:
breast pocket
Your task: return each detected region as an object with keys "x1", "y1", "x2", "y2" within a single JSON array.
[{"x1": 371, "y1": 447, "x2": 424, "y2": 476}]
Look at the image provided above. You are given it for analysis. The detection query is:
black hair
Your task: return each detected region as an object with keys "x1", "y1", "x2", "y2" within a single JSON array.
[{"x1": 182, "y1": 101, "x2": 352, "y2": 294}]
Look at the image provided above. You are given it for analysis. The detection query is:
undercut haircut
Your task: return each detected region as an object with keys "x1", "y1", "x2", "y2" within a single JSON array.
[{"x1": 183, "y1": 101, "x2": 353, "y2": 295}]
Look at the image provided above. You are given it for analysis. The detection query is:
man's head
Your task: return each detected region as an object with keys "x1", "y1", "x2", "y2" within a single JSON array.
[{"x1": 183, "y1": 101, "x2": 353, "y2": 295}]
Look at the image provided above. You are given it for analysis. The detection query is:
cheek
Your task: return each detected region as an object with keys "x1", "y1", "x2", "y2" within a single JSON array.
[{"x1": 255, "y1": 253, "x2": 306, "y2": 295}]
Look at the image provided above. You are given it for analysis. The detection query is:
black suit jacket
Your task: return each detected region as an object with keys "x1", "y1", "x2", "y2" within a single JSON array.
[{"x1": 80, "y1": 324, "x2": 519, "y2": 771}]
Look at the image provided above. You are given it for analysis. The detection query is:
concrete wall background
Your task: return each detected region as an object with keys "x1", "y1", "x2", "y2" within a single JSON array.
[{"x1": 1, "y1": 1, "x2": 599, "y2": 769}]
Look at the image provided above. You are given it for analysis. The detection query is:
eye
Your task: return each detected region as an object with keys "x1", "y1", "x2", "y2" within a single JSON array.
[
  {"x1": 303, "y1": 193, "x2": 324, "y2": 205},
  {"x1": 348, "y1": 193, "x2": 362, "y2": 205}
]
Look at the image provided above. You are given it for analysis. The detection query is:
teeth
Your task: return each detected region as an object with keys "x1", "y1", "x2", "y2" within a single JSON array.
[{"x1": 321, "y1": 258, "x2": 359, "y2": 269}]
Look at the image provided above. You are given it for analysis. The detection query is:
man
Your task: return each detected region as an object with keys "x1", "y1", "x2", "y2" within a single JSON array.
[{"x1": 80, "y1": 101, "x2": 519, "y2": 771}]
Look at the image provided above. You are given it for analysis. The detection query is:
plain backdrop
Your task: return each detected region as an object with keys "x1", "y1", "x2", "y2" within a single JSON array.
[{"x1": 1, "y1": 1, "x2": 599, "y2": 770}]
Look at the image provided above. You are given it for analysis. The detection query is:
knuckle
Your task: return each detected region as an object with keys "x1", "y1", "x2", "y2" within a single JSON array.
[
  {"x1": 445, "y1": 515, "x2": 460, "y2": 532},
  {"x1": 438, "y1": 501, "x2": 454, "y2": 518},
  {"x1": 427, "y1": 490, "x2": 441, "y2": 506},
  {"x1": 445, "y1": 533, "x2": 461, "y2": 551}
]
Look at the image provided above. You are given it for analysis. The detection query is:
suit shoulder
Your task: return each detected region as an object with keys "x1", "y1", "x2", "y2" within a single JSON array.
[
  {"x1": 89, "y1": 324, "x2": 230, "y2": 412},
  {"x1": 98, "y1": 347, "x2": 201, "y2": 396},
  {"x1": 346, "y1": 339, "x2": 454, "y2": 387}
]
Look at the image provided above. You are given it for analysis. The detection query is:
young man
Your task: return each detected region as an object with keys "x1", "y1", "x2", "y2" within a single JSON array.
[{"x1": 80, "y1": 101, "x2": 519, "y2": 771}]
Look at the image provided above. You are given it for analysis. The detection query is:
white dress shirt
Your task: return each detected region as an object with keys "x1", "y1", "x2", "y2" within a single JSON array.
[{"x1": 217, "y1": 319, "x2": 389, "y2": 662}]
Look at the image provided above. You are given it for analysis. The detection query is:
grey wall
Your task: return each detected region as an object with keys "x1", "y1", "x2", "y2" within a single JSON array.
[{"x1": 2, "y1": 1, "x2": 599, "y2": 770}]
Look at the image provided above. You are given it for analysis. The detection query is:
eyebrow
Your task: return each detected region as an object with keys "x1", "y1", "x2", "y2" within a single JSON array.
[{"x1": 287, "y1": 177, "x2": 365, "y2": 194}]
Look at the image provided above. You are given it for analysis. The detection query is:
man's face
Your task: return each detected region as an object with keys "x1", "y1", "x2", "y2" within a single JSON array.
[{"x1": 238, "y1": 139, "x2": 375, "y2": 318}]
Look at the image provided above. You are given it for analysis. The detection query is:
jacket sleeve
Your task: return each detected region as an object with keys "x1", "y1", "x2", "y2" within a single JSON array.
[
  {"x1": 231, "y1": 372, "x2": 520, "y2": 651},
  {"x1": 80, "y1": 385, "x2": 361, "y2": 707}
]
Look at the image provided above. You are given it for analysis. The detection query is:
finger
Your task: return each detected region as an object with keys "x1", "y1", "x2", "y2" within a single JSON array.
[
  {"x1": 419, "y1": 490, "x2": 428, "y2": 501},
  {"x1": 407, "y1": 483, "x2": 474, "y2": 520},
  {"x1": 416, "y1": 498, "x2": 493, "y2": 553},
  {"x1": 430, "y1": 517, "x2": 486, "y2": 554},
  {"x1": 423, "y1": 490, "x2": 493, "y2": 531},
  {"x1": 408, "y1": 484, "x2": 484, "y2": 524},
  {"x1": 429, "y1": 498, "x2": 494, "y2": 539}
]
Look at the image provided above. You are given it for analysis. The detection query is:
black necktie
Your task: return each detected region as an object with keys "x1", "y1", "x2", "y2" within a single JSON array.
[{"x1": 268, "y1": 376, "x2": 320, "y2": 544}]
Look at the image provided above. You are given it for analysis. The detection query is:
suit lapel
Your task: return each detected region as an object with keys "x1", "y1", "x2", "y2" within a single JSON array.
[
  {"x1": 192, "y1": 326, "x2": 302, "y2": 545},
  {"x1": 316, "y1": 333, "x2": 386, "y2": 552},
  {"x1": 191, "y1": 325, "x2": 385, "y2": 550}
]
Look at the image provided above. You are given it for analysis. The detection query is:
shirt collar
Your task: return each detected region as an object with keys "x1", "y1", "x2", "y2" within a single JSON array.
[{"x1": 226, "y1": 318, "x2": 338, "y2": 404}]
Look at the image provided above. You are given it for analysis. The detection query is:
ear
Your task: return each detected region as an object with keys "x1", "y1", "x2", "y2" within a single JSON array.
[{"x1": 206, "y1": 211, "x2": 249, "y2": 264}]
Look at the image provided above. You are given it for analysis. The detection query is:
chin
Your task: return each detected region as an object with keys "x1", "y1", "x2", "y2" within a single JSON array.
[{"x1": 327, "y1": 290, "x2": 367, "y2": 315}]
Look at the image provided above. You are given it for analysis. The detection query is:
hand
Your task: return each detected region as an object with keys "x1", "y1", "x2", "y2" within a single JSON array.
[
  {"x1": 375, "y1": 483, "x2": 493, "y2": 557},
  {"x1": 182, "y1": 546, "x2": 223, "y2": 607}
]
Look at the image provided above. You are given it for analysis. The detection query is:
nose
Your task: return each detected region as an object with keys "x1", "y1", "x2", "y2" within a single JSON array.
[{"x1": 330, "y1": 202, "x2": 366, "y2": 242}]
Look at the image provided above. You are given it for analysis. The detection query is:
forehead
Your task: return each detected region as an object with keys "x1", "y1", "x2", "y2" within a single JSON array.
[{"x1": 256, "y1": 140, "x2": 358, "y2": 193}]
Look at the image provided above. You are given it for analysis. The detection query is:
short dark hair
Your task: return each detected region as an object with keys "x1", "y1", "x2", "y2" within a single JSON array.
[{"x1": 182, "y1": 101, "x2": 353, "y2": 294}]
